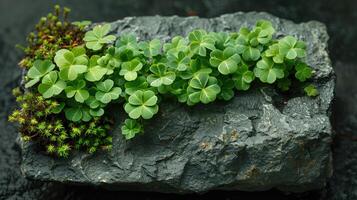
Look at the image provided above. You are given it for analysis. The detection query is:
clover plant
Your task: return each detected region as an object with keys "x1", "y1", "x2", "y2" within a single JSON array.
[
  {"x1": 11, "y1": 8, "x2": 319, "y2": 158},
  {"x1": 25, "y1": 60, "x2": 55, "y2": 88},
  {"x1": 83, "y1": 24, "x2": 116, "y2": 51},
  {"x1": 124, "y1": 90, "x2": 159, "y2": 119}
]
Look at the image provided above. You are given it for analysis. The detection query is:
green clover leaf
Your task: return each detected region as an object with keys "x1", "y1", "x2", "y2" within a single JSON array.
[
  {"x1": 255, "y1": 20, "x2": 275, "y2": 44},
  {"x1": 304, "y1": 84, "x2": 319, "y2": 97},
  {"x1": 124, "y1": 76, "x2": 149, "y2": 95},
  {"x1": 95, "y1": 79, "x2": 122, "y2": 104},
  {"x1": 89, "y1": 107, "x2": 105, "y2": 117},
  {"x1": 65, "y1": 80, "x2": 90, "y2": 103},
  {"x1": 147, "y1": 64, "x2": 176, "y2": 87},
  {"x1": 188, "y1": 30, "x2": 215, "y2": 56},
  {"x1": 38, "y1": 71, "x2": 66, "y2": 98},
  {"x1": 168, "y1": 78, "x2": 189, "y2": 102},
  {"x1": 209, "y1": 32, "x2": 231, "y2": 50},
  {"x1": 254, "y1": 57, "x2": 284, "y2": 84},
  {"x1": 278, "y1": 36, "x2": 306, "y2": 60},
  {"x1": 210, "y1": 47, "x2": 241, "y2": 75},
  {"x1": 54, "y1": 47, "x2": 88, "y2": 81},
  {"x1": 115, "y1": 34, "x2": 140, "y2": 55},
  {"x1": 178, "y1": 58, "x2": 212, "y2": 80},
  {"x1": 119, "y1": 59, "x2": 143, "y2": 81},
  {"x1": 234, "y1": 28, "x2": 261, "y2": 61},
  {"x1": 97, "y1": 47, "x2": 122, "y2": 74},
  {"x1": 124, "y1": 90, "x2": 159, "y2": 119},
  {"x1": 242, "y1": 46, "x2": 261, "y2": 61},
  {"x1": 218, "y1": 78, "x2": 235, "y2": 101},
  {"x1": 233, "y1": 64, "x2": 255, "y2": 91},
  {"x1": 25, "y1": 59, "x2": 55, "y2": 88},
  {"x1": 295, "y1": 62, "x2": 313, "y2": 82},
  {"x1": 234, "y1": 28, "x2": 250, "y2": 54},
  {"x1": 85, "y1": 55, "x2": 108, "y2": 82},
  {"x1": 65, "y1": 106, "x2": 83, "y2": 122},
  {"x1": 264, "y1": 43, "x2": 285, "y2": 63},
  {"x1": 121, "y1": 119, "x2": 143, "y2": 140},
  {"x1": 187, "y1": 72, "x2": 221, "y2": 104},
  {"x1": 85, "y1": 96, "x2": 103, "y2": 109},
  {"x1": 83, "y1": 24, "x2": 116, "y2": 51},
  {"x1": 163, "y1": 36, "x2": 189, "y2": 56},
  {"x1": 139, "y1": 39, "x2": 161, "y2": 58},
  {"x1": 167, "y1": 51, "x2": 190, "y2": 71},
  {"x1": 64, "y1": 104, "x2": 93, "y2": 122}
]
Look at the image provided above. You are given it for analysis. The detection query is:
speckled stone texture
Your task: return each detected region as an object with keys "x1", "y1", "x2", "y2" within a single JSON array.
[{"x1": 19, "y1": 12, "x2": 335, "y2": 193}]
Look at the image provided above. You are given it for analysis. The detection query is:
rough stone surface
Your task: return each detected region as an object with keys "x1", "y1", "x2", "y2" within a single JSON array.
[{"x1": 19, "y1": 12, "x2": 335, "y2": 193}]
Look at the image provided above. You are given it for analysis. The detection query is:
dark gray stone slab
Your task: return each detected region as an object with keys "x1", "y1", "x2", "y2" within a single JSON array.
[{"x1": 20, "y1": 12, "x2": 335, "y2": 193}]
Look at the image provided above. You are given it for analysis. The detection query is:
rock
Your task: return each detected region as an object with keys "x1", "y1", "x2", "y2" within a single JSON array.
[{"x1": 20, "y1": 12, "x2": 335, "y2": 193}]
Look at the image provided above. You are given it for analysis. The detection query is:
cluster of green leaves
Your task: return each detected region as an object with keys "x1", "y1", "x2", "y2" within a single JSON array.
[
  {"x1": 10, "y1": 6, "x2": 113, "y2": 158},
  {"x1": 17, "y1": 17, "x2": 318, "y2": 157}
]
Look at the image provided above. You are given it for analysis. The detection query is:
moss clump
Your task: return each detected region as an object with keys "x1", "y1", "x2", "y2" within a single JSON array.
[
  {"x1": 18, "y1": 5, "x2": 84, "y2": 69},
  {"x1": 9, "y1": 88, "x2": 112, "y2": 157}
]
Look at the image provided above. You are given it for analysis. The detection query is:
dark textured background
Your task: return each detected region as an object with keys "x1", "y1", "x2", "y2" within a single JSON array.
[{"x1": 0, "y1": 0, "x2": 356, "y2": 199}]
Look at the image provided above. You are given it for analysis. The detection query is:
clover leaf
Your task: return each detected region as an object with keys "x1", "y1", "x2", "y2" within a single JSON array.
[
  {"x1": 65, "y1": 80, "x2": 89, "y2": 103},
  {"x1": 139, "y1": 39, "x2": 161, "y2": 58},
  {"x1": 188, "y1": 30, "x2": 215, "y2": 56},
  {"x1": 147, "y1": 64, "x2": 176, "y2": 87},
  {"x1": 124, "y1": 76, "x2": 149, "y2": 95},
  {"x1": 178, "y1": 58, "x2": 212, "y2": 80},
  {"x1": 119, "y1": 59, "x2": 143, "y2": 81},
  {"x1": 233, "y1": 64, "x2": 255, "y2": 91},
  {"x1": 254, "y1": 57, "x2": 284, "y2": 84},
  {"x1": 255, "y1": 20, "x2": 275, "y2": 44},
  {"x1": 295, "y1": 62, "x2": 313, "y2": 82},
  {"x1": 210, "y1": 47, "x2": 241, "y2": 75},
  {"x1": 234, "y1": 27, "x2": 261, "y2": 61},
  {"x1": 187, "y1": 72, "x2": 221, "y2": 104},
  {"x1": 97, "y1": 47, "x2": 122, "y2": 74},
  {"x1": 124, "y1": 90, "x2": 159, "y2": 119},
  {"x1": 83, "y1": 24, "x2": 116, "y2": 51},
  {"x1": 304, "y1": 84, "x2": 319, "y2": 97},
  {"x1": 278, "y1": 36, "x2": 306, "y2": 60},
  {"x1": 95, "y1": 79, "x2": 122, "y2": 104},
  {"x1": 89, "y1": 107, "x2": 105, "y2": 117},
  {"x1": 163, "y1": 36, "x2": 189, "y2": 56},
  {"x1": 264, "y1": 43, "x2": 285, "y2": 63},
  {"x1": 167, "y1": 51, "x2": 190, "y2": 71},
  {"x1": 64, "y1": 105, "x2": 93, "y2": 122},
  {"x1": 38, "y1": 71, "x2": 66, "y2": 98},
  {"x1": 65, "y1": 106, "x2": 83, "y2": 122},
  {"x1": 209, "y1": 32, "x2": 231, "y2": 50},
  {"x1": 218, "y1": 78, "x2": 235, "y2": 101},
  {"x1": 242, "y1": 46, "x2": 261, "y2": 62},
  {"x1": 54, "y1": 47, "x2": 88, "y2": 81},
  {"x1": 85, "y1": 96, "x2": 101, "y2": 109},
  {"x1": 168, "y1": 78, "x2": 189, "y2": 102},
  {"x1": 25, "y1": 59, "x2": 55, "y2": 88},
  {"x1": 121, "y1": 119, "x2": 143, "y2": 140},
  {"x1": 85, "y1": 96, "x2": 106, "y2": 111},
  {"x1": 115, "y1": 34, "x2": 140, "y2": 55},
  {"x1": 85, "y1": 55, "x2": 108, "y2": 82}
]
